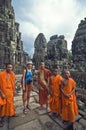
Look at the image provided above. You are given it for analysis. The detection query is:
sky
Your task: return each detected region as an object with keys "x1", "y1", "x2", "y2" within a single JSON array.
[{"x1": 12, "y1": 0, "x2": 86, "y2": 57}]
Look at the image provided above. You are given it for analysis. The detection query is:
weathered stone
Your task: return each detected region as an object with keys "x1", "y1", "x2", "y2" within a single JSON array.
[
  {"x1": 35, "y1": 108, "x2": 47, "y2": 115},
  {"x1": 79, "y1": 110, "x2": 86, "y2": 117},
  {"x1": 79, "y1": 118, "x2": 86, "y2": 128},
  {"x1": 77, "y1": 99, "x2": 86, "y2": 110},
  {"x1": 74, "y1": 122, "x2": 84, "y2": 130},
  {"x1": 0, "y1": 0, "x2": 30, "y2": 73},
  {"x1": 39, "y1": 115, "x2": 63, "y2": 130},
  {"x1": 72, "y1": 18, "x2": 86, "y2": 72},
  {"x1": 75, "y1": 114, "x2": 82, "y2": 121},
  {"x1": 9, "y1": 110, "x2": 37, "y2": 129},
  {"x1": 33, "y1": 33, "x2": 47, "y2": 69},
  {"x1": 14, "y1": 119, "x2": 42, "y2": 130},
  {"x1": 30, "y1": 102, "x2": 40, "y2": 109},
  {"x1": 46, "y1": 35, "x2": 68, "y2": 70}
]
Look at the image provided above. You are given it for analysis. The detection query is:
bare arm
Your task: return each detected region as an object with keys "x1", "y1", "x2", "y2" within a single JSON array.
[{"x1": 22, "y1": 69, "x2": 26, "y2": 91}]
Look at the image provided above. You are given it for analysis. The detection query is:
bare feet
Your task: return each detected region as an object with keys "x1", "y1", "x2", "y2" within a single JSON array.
[{"x1": 47, "y1": 107, "x2": 51, "y2": 112}]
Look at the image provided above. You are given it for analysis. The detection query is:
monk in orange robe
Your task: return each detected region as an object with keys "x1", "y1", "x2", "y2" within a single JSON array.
[
  {"x1": 0, "y1": 63, "x2": 16, "y2": 118},
  {"x1": 61, "y1": 70, "x2": 78, "y2": 130},
  {"x1": 49, "y1": 68, "x2": 62, "y2": 116},
  {"x1": 38, "y1": 62, "x2": 51, "y2": 110}
]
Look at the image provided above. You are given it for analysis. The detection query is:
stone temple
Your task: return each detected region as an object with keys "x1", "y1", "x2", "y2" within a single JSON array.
[
  {"x1": 72, "y1": 18, "x2": 86, "y2": 72},
  {"x1": 0, "y1": 0, "x2": 30, "y2": 73},
  {"x1": 33, "y1": 18, "x2": 86, "y2": 72},
  {"x1": 33, "y1": 33, "x2": 69, "y2": 71}
]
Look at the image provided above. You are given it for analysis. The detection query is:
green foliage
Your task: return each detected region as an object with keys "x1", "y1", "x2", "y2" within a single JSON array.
[{"x1": 67, "y1": 50, "x2": 73, "y2": 61}]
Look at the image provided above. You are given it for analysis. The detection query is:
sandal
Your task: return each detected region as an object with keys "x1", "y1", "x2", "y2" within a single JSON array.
[
  {"x1": 23, "y1": 109, "x2": 28, "y2": 114},
  {"x1": 26, "y1": 105, "x2": 31, "y2": 110}
]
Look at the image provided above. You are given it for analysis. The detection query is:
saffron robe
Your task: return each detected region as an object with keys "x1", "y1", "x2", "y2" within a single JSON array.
[
  {"x1": 0, "y1": 93, "x2": 6, "y2": 106},
  {"x1": 38, "y1": 68, "x2": 51, "y2": 105},
  {"x1": 0, "y1": 70, "x2": 16, "y2": 116},
  {"x1": 61, "y1": 78, "x2": 78, "y2": 123},
  {"x1": 49, "y1": 75, "x2": 62, "y2": 114}
]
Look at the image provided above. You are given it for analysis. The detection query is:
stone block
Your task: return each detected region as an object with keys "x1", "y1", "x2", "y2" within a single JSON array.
[
  {"x1": 39, "y1": 115, "x2": 62, "y2": 130},
  {"x1": 9, "y1": 110, "x2": 37, "y2": 129},
  {"x1": 14, "y1": 119, "x2": 42, "y2": 130},
  {"x1": 79, "y1": 110, "x2": 86, "y2": 116},
  {"x1": 75, "y1": 114, "x2": 82, "y2": 121},
  {"x1": 79, "y1": 118, "x2": 86, "y2": 128}
]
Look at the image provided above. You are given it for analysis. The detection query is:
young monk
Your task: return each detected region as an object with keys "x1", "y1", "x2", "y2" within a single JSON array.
[
  {"x1": 0, "y1": 63, "x2": 16, "y2": 119},
  {"x1": 61, "y1": 70, "x2": 78, "y2": 130},
  {"x1": 48, "y1": 68, "x2": 63, "y2": 116},
  {"x1": 22, "y1": 61, "x2": 33, "y2": 114},
  {"x1": 38, "y1": 61, "x2": 51, "y2": 110}
]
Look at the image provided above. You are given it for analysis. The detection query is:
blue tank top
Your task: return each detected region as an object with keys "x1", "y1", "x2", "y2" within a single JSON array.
[{"x1": 25, "y1": 70, "x2": 33, "y2": 84}]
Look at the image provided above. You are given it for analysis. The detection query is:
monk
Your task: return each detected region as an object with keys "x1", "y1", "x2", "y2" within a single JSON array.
[
  {"x1": 49, "y1": 68, "x2": 62, "y2": 116},
  {"x1": 38, "y1": 61, "x2": 51, "y2": 110},
  {"x1": 0, "y1": 63, "x2": 16, "y2": 118},
  {"x1": 22, "y1": 61, "x2": 33, "y2": 114},
  {"x1": 61, "y1": 70, "x2": 78, "y2": 130}
]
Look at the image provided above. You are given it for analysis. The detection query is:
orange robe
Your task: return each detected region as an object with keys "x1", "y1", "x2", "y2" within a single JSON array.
[
  {"x1": 0, "y1": 70, "x2": 16, "y2": 117},
  {"x1": 38, "y1": 68, "x2": 51, "y2": 105},
  {"x1": 49, "y1": 75, "x2": 62, "y2": 114},
  {"x1": 61, "y1": 78, "x2": 78, "y2": 123},
  {"x1": 0, "y1": 92, "x2": 6, "y2": 106}
]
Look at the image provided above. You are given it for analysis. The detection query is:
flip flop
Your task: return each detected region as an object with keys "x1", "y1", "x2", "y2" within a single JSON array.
[
  {"x1": 23, "y1": 109, "x2": 28, "y2": 114},
  {"x1": 26, "y1": 105, "x2": 31, "y2": 110}
]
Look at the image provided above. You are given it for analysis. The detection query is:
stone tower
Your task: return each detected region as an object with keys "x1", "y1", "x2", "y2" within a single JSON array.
[
  {"x1": 46, "y1": 35, "x2": 68, "y2": 70},
  {"x1": 72, "y1": 18, "x2": 86, "y2": 71},
  {"x1": 0, "y1": 0, "x2": 29, "y2": 73},
  {"x1": 33, "y1": 33, "x2": 47, "y2": 69}
]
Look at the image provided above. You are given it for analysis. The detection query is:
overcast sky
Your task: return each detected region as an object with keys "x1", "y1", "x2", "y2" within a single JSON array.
[{"x1": 12, "y1": 0, "x2": 86, "y2": 57}]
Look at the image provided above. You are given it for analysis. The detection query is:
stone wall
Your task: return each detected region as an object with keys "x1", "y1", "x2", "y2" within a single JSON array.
[{"x1": 70, "y1": 71, "x2": 86, "y2": 89}]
